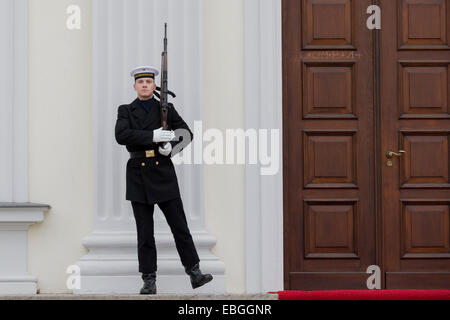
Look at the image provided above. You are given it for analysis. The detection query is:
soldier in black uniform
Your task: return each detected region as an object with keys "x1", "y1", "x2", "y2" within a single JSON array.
[{"x1": 115, "y1": 66, "x2": 213, "y2": 295}]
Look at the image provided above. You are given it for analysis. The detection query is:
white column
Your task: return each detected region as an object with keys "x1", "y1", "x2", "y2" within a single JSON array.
[
  {"x1": 75, "y1": 0, "x2": 225, "y2": 294},
  {"x1": 0, "y1": 0, "x2": 49, "y2": 294},
  {"x1": 0, "y1": 0, "x2": 28, "y2": 203},
  {"x1": 245, "y1": 0, "x2": 284, "y2": 293}
]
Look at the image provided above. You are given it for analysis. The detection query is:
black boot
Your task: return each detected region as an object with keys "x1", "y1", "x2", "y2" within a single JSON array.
[
  {"x1": 185, "y1": 263, "x2": 213, "y2": 289},
  {"x1": 140, "y1": 272, "x2": 156, "y2": 295}
]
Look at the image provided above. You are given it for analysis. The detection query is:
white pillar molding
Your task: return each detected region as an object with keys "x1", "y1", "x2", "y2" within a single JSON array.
[
  {"x1": 0, "y1": 0, "x2": 49, "y2": 295},
  {"x1": 0, "y1": 204, "x2": 49, "y2": 294},
  {"x1": 0, "y1": 0, "x2": 29, "y2": 203},
  {"x1": 76, "y1": 0, "x2": 225, "y2": 294},
  {"x1": 244, "y1": 0, "x2": 284, "y2": 293}
]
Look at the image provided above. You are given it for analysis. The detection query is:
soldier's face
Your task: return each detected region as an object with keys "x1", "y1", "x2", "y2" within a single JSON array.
[{"x1": 134, "y1": 77, "x2": 156, "y2": 99}]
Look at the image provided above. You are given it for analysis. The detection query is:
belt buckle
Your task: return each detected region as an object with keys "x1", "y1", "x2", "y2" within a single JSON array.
[{"x1": 146, "y1": 150, "x2": 155, "y2": 158}]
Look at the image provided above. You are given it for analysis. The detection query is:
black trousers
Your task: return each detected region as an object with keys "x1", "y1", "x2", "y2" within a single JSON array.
[{"x1": 131, "y1": 197, "x2": 200, "y2": 274}]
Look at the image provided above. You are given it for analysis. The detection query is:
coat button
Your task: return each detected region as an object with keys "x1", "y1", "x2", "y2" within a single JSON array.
[
  {"x1": 141, "y1": 163, "x2": 146, "y2": 167},
  {"x1": 156, "y1": 161, "x2": 159, "y2": 165}
]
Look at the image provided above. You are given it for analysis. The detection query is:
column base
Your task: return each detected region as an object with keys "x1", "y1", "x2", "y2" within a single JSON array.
[
  {"x1": 0, "y1": 203, "x2": 49, "y2": 295},
  {"x1": 74, "y1": 275, "x2": 226, "y2": 295},
  {"x1": 74, "y1": 231, "x2": 226, "y2": 294},
  {"x1": 0, "y1": 276, "x2": 38, "y2": 295}
]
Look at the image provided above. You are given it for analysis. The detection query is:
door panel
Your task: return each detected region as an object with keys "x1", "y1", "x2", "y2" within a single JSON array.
[
  {"x1": 381, "y1": 0, "x2": 450, "y2": 289},
  {"x1": 283, "y1": 0, "x2": 376, "y2": 290}
]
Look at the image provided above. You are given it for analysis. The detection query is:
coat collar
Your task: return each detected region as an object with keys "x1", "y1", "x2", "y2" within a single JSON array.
[{"x1": 130, "y1": 97, "x2": 160, "y2": 130}]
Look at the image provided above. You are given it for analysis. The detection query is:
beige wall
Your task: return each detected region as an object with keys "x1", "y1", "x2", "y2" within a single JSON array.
[
  {"x1": 28, "y1": 0, "x2": 93, "y2": 293},
  {"x1": 203, "y1": 0, "x2": 246, "y2": 293},
  {"x1": 27, "y1": 0, "x2": 246, "y2": 294}
]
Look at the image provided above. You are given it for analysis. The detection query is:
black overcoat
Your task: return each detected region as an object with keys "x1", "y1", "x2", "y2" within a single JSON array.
[{"x1": 115, "y1": 97, "x2": 193, "y2": 204}]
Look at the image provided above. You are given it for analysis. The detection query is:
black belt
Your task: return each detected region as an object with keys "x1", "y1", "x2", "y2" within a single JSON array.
[{"x1": 130, "y1": 150, "x2": 157, "y2": 159}]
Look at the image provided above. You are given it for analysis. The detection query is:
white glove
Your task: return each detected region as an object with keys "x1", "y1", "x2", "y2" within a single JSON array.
[
  {"x1": 158, "y1": 142, "x2": 173, "y2": 156},
  {"x1": 153, "y1": 127, "x2": 175, "y2": 143}
]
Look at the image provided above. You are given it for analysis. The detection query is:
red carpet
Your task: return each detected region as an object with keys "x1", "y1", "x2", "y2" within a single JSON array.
[{"x1": 273, "y1": 290, "x2": 450, "y2": 300}]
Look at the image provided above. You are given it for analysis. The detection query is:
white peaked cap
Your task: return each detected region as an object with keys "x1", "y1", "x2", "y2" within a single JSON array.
[{"x1": 130, "y1": 66, "x2": 160, "y2": 80}]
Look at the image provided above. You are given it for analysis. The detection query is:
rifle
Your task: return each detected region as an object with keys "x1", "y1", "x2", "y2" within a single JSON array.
[
  {"x1": 160, "y1": 23, "x2": 169, "y2": 131},
  {"x1": 157, "y1": 23, "x2": 177, "y2": 148}
]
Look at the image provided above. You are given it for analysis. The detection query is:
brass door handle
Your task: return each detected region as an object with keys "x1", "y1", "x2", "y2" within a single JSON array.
[{"x1": 386, "y1": 150, "x2": 406, "y2": 159}]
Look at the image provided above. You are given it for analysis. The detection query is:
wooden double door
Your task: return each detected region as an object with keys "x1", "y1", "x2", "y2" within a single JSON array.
[{"x1": 283, "y1": 0, "x2": 450, "y2": 289}]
